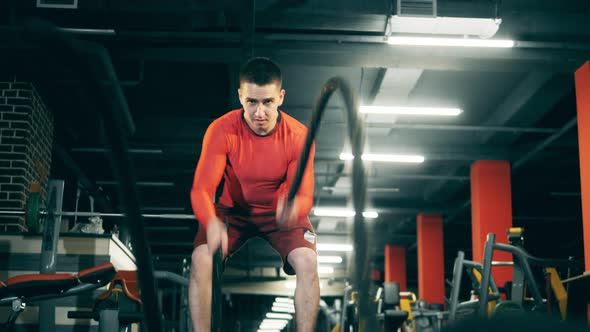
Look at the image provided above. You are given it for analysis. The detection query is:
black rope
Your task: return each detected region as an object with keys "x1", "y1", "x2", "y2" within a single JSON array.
[
  {"x1": 211, "y1": 247, "x2": 223, "y2": 332},
  {"x1": 19, "y1": 19, "x2": 162, "y2": 332},
  {"x1": 287, "y1": 77, "x2": 376, "y2": 331}
]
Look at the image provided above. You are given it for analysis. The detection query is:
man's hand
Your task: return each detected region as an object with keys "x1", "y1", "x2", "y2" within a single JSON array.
[
  {"x1": 206, "y1": 217, "x2": 228, "y2": 258},
  {"x1": 276, "y1": 194, "x2": 299, "y2": 230}
]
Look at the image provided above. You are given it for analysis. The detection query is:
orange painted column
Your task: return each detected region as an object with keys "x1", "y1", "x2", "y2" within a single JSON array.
[
  {"x1": 470, "y1": 161, "x2": 513, "y2": 287},
  {"x1": 384, "y1": 245, "x2": 407, "y2": 291},
  {"x1": 417, "y1": 213, "x2": 445, "y2": 305},
  {"x1": 575, "y1": 60, "x2": 590, "y2": 322}
]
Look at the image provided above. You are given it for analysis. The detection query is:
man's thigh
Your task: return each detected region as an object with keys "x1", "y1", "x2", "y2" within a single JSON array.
[{"x1": 264, "y1": 223, "x2": 317, "y2": 275}]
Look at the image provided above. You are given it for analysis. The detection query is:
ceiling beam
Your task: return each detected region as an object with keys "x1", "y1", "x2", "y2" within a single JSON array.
[
  {"x1": 479, "y1": 72, "x2": 560, "y2": 143},
  {"x1": 113, "y1": 40, "x2": 588, "y2": 73}
]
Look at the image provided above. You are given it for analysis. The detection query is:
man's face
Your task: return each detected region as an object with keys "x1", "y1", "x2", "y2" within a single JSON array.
[{"x1": 238, "y1": 82, "x2": 285, "y2": 136}]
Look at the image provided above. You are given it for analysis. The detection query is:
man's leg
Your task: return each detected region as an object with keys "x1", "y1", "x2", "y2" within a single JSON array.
[
  {"x1": 287, "y1": 247, "x2": 320, "y2": 332},
  {"x1": 189, "y1": 244, "x2": 212, "y2": 332}
]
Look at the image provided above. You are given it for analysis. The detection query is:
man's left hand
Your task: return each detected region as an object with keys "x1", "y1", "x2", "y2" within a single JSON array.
[{"x1": 276, "y1": 194, "x2": 298, "y2": 230}]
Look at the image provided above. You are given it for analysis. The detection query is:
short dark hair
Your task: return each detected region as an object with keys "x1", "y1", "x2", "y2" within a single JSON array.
[{"x1": 239, "y1": 57, "x2": 282, "y2": 87}]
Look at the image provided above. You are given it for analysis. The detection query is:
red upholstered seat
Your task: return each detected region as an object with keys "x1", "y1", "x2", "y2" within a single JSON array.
[
  {"x1": 77, "y1": 262, "x2": 116, "y2": 285},
  {"x1": 5, "y1": 273, "x2": 77, "y2": 298}
]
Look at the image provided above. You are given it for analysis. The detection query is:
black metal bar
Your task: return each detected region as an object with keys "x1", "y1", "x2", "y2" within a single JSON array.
[
  {"x1": 39, "y1": 180, "x2": 64, "y2": 332},
  {"x1": 448, "y1": 254, "x2": 501, "y2": 321},
  {"x1": 154, "y1": 271, "x2": 190, "y2": 287},
  {"x1": 478, "y1": 233, "x2": 547, "y2": 314},
  {"x1": 478, "y1": 233, "x2": 496, "y2": 317},
  {"x1": 448, "y1": 251, "x2": 465, "y2": 321},
  {"x1": 179, "y1": 259, "x2": 190, "y2": 332},
  {"x1": 99, "y1": 310, "x2": 120, "y2": 332},
  {"x1": 511, "y1": 259, "x2": 525, "y2": 305},
  {"x1": 340, "y1": 285, "x2": 354, "y2": 329},
  {"x1": 493, "y1": 242, "x2": 545, "y2": 310},
  {"x1": 462, "y1": 260, "x2": 500, "y2": 296}
]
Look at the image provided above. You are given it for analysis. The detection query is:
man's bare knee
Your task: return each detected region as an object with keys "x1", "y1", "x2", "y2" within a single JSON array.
[
  {"x1": 288, "y1": 248, "x2": 318, "y2": 277},
  {"x1": 191, "y1": 245, "x2": 212, "y2": 280}
]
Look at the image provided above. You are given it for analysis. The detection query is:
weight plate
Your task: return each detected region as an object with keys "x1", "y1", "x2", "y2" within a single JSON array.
[{"x1": 26, "y1": 192, "x2": 42, "y2": 233}]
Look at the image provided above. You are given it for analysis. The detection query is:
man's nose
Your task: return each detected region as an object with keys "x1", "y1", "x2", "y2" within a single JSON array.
[{"x1": 254, "y1": 105, "x2": 264, "y2": 116}]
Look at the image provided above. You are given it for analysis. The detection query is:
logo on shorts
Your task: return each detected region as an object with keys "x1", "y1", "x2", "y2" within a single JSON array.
[{"x1": 304, "y1": 230, "x2": 316, "y2": 244}]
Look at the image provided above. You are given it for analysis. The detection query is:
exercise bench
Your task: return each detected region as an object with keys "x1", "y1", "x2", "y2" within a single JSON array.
[
  {"x1": 68, "y1": 270, "x2": 143, "y2": 331},
  {"x1": 0, "y1": 262, "x2": 116, "y2": 331}
]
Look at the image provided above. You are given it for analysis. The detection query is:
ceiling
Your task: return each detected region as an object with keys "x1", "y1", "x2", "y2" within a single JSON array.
[{"x1": 1, "y1": 0, "x2": 590, "y2": 328}]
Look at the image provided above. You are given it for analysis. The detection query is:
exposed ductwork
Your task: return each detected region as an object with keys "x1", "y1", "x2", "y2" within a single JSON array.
[{"x1": 397, "y1": 0, "x2": 436, "y2": 17}]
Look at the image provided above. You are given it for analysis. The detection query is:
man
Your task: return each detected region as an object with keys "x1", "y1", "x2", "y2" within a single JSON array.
[{"x1": 189, "y1": 57, "x2": 319, "y2": 331}]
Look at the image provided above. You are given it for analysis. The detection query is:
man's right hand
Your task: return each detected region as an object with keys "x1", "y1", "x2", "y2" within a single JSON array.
[{"x1": 206, "y1": 217, "x2": 228, "y2": 258}]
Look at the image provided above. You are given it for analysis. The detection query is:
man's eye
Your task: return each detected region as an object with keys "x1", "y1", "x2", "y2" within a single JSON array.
[
  {"x1": 247, "y1": 100, "x2": 257, "y2": 105},
  {"x1": 263, "y1": 100, "x2": 272, "y2": 105}
]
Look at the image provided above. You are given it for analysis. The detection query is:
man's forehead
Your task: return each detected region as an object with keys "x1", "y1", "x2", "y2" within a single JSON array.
[{"x1": 240, "y1": 82, "x2": 282, "y2": 96}]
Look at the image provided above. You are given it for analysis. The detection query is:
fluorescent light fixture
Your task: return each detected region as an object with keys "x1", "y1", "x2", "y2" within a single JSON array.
[
  {"x1": 388, "y1": 36, "x2": 514, "y2": 48},
  {"x1": 275, "y1": 297, "x2": 294, "y2": 304},
  {"x1": 318, "y1": 266, "x2": 335, "y2": 274},
  {"x1": 318, "y1": 256, "x2": 343, "y2": 263},
  {"x1": 273, "y1": 302, "x2": 295, "y2": 309},
  {"x1": 323, "y1": 186, "x2": 400, "y2": 193},
  {"x1": 368, "y1": 188, "x2": 401, "y2": 193},
  {"x1": 316, "y1": 243, "x2": 353, "y2": 252},
  {"x1": 260, "y1": 326, "x2": 286, "y2": 331},
  {"x1": 272, "y1": 306, "x2": 296, "y2": 313},
  {"x1": 313, "y1": 208, "x2": 379, "y2": 219},
  {"x1": 261, "y1": 319, "x2": 289, "y2": 325},
  {"x1": 389, "y1": 16, "x2": 502, "y2": 38},
  {"x1": 260, "y1": 323, "x2": 288, "y2": 329},
  {"x1": 260, "y1": 322, "x2": 288, "y2": 330},
  {"x1": 339, "y1": 153, "x2": 425, "y2": 163},
  {"x1": 266, "y1": 313, "x2": 293, "y2": 320},
  {"x1": 360, "y1": 105, "x2": 462, "y2": 116},
  {"x1": 363, "y1": 211, "x2": 379, "y2": 218}
]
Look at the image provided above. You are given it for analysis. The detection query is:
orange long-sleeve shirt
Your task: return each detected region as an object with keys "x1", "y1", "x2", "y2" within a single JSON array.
[{"x1": 191, "y1": 109, "x2": 315, "y2": 229}]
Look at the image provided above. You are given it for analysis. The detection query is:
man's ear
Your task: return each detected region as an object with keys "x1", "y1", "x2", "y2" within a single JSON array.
[{"x1": 278, "y1": 88, "x2": 286, "y2": 106}]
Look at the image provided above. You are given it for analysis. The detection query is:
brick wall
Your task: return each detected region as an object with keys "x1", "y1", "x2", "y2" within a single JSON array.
[{"x1": 0, "y1": 81, "x2": 54, "y2": 231}]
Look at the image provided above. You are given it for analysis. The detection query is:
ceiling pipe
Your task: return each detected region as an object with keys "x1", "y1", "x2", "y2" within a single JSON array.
[
  {"x1": 315, "y1": 172, "x2": 469, "y2": 181},
  {"x1": 364, "y1": 123, "x2": 558, "y2": 133},
  {"x1": 322, "y1": 122, "x2": 559, "y2": 133},
  {"x1": 512, "y1": 118, "x2": 577, "y2": 169}
]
